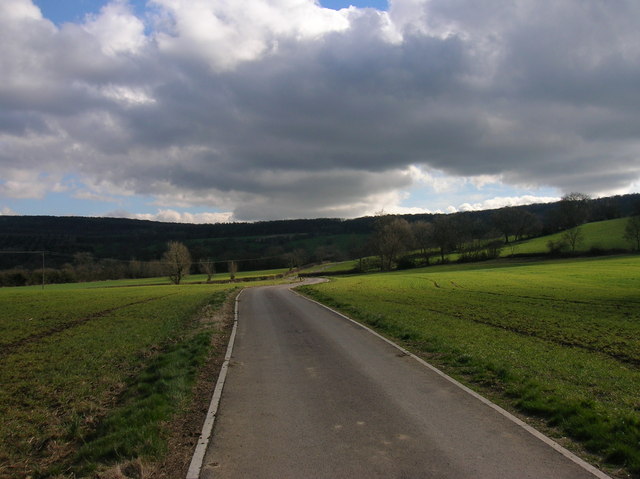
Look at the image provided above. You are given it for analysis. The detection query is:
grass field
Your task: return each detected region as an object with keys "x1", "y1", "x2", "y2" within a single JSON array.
[
  {"x1": 300, "y1": 255, "x2": 640, "y2": 477},
  {"x1": 507, "y1": 218, "x2": 630, "y2": 255},
  {"x1": 301, "y1": 261, "x2": 359, "y2": 273},
  {"x1": 0, "y1": 281, "x2": 239, "y2": 477},
  {"x1": 78, "y1": 268, "x2": 292, "y2": 288}
]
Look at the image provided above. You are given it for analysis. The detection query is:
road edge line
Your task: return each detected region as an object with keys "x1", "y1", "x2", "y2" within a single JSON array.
[
  {"x1": 290, "y1": 287, "x2": 611, "y2": 479},
  {"x1": 186, "y1": 289, "x2": 243, "y2": 479}
]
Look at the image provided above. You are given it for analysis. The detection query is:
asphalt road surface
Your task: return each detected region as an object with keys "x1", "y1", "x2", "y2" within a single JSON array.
[{"x1": 200, "y1": 283, "x2": 607, "y2": 479}]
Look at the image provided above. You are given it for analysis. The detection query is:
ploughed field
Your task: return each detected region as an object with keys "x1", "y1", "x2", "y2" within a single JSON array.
[
  {"x1": 0, "y1": 282, "x2": 238, "y2": 478},
  {"x1": 300, "y1": 255, "x2": 640, "y2": 477}
]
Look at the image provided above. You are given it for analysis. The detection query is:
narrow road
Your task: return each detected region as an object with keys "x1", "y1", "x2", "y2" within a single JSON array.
[{"x1": 200, "y1": 284, "x2": 606, "y2": 478}]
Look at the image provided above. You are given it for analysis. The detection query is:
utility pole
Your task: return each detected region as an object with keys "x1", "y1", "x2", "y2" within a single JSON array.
[{"x1": 42, "y1": 251, "x2": 45, "y2": 290}]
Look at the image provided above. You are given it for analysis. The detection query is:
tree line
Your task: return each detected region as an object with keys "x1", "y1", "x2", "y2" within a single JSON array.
[
  {"x1": 1, "y1": 193, "x2": 639, "y2": 285},
  {"x1": 365, "y1": 193, "x2": 640, "y2": 272}
]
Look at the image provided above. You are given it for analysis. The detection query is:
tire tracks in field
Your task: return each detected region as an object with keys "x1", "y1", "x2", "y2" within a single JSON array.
[
  {"x1": 0, "y1": 294, "x2": 178, "y2": 358},
  {"x1": 379, "y1": 296, "x2": 640, "y2": 367},
  {"x1": 455, "y1": 313, "x2": 640, "y2": 367},
  {"x1": 419, "y1": 276, "x2": 640, "y2": 308},
  {"x1": 425, "y1": 304, "x2": 640, "y2": 367}
]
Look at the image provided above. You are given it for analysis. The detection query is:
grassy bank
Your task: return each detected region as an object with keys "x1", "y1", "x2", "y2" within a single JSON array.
[
  {"x1": 0, "y1": 282, "x2": 237, "y2": 478},
  {"x1": 299, "y1": 255, "x2": 640, "y2": 477},
  {"x1": 508, "y1": 218, "x2": 630, "y2": 255}
]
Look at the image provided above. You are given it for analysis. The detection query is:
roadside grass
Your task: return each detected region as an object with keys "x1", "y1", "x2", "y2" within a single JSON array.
[
  {"x1": 0, "y1": 282, "x2": 236, "y2": 478},
  {"x1": 299, "y1": 255, "x2": 640, "y2": 477},
  {"x1": 70, "y1": 331, "x2": 213, "y2": 476}
]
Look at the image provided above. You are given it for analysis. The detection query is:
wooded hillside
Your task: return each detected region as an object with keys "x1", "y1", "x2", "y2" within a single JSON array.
[{"x1": 1, "y1": 193, "x2": 638, "y2": 274}]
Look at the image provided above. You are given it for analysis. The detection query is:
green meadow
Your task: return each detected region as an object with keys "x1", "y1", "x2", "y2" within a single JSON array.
[
  {"x1": 509, "y1": 218, "x2": 630, "y2": 255},
  {"x1": 0, "y1": 280, "x2": 240, "y2": 477},
  {"x1": 84, "y1": 268, "x2": 291, "y2": 288},
  {"x1": 300, "y1": 255, "x2": 640, "y2": 477}
]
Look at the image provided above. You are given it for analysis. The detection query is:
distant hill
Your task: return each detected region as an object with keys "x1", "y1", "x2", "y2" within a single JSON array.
[
  {"x1": 0, "y1": 193, "x2": 638, "y2": 271},
  {"x1": 0, "y1": 215, "x2": 374, "y2": 270}
]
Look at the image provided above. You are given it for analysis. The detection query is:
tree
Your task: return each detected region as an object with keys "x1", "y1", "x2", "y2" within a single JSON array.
[
  {"x1": 349, "y1": 238, "x2": 371, "y2": 273},
  {"x1": 495, "y1": 208, "x2": 541, "y2": 243},
  {"x1": 199, "y1": 258, "x2": 215, "y2": 282},
  {"x1": 370, "y1": 216, "x2": 414, "y2": 271},
  {"x1": 412, "y1": 221, "x2": 434, "y2": 265},
  {"x1": 554, "y1": 192, "x2": 592, "y2": 230},
  {"x1": 163, "y1": 241, "x2": 191, "y2": 284},
  {"x1": 562, "y1": 226, "x2": 584, "y2": 253},
  {"x1": 624, "y1": 216, "x2": 640, "y2": 251},
  {"x1": 431, "y1": 216, "x2": 456, "y2": 262},
  {"x1": 73, "y1": 252, "x2": 98, "y2": 282},
  {"x1": 228, "y1": 260, "x2": 238, "y2": 280},
  {"x1": 492, "y1": 207, "x2": 520, "y2": 243},
  {"x1": 513, "y1": 210, "x2": 542, "y2": 241}
]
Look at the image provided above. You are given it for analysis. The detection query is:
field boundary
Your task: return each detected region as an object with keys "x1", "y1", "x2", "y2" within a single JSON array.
[
  {"x1": 291, "y1": 286, "x2": 612, "y2": 479},
  {"x1": 186, "y1": 289, "x2": 243, "y2": 479}
]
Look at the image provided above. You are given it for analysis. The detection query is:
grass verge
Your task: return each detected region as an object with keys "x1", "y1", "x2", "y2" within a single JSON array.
[{"x1": 69, "y1": 332, "x2": 212, "y2": 476}]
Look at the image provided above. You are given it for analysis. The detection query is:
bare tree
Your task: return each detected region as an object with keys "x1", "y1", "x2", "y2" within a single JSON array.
[
  {"x1": 349, "y1": 239, "x2": 371, "y2": 273},
  {"x1": 412, "y1": 221, "x2": 434, "y2": 265},
  {"x1": 554, "y1": 192, "x2": 592, "y2": 230},
  {"x1": 199, "y1": 258, "x2": 215, "y2": 282},
  {"x1": 493, "y1": 207, "x2": 541, "y2": 243},
  {"x1": 492, "y1": 207, "x2": 519, "y2": 243},
  {"x1": 163, "y1": 241, "x2": 192, "y2": 284},
  {"x1": 431, "y1": 216, "x2": 456, "y2": 262},
  {"x1": 562, "y1": 227, "x2": 584, "y2": 253},
  {"x1": 370, "y1": 216, "x2": 414, "y2": 271},
  {"x1": 228, "y1": 260, "x2": 237, "y2": 281},
  {"x1": 288, "y1": 249, "x2": 308, "y2": 269},
  {"x1": 513, "y1": 210, "x2": 542, "y2": 241},
  {"x1": 624, "y1": 216, "x2": 640, "y2": 251},
  {"x1": 73, "y1": 252, "x2": 98, "y2": 282}
]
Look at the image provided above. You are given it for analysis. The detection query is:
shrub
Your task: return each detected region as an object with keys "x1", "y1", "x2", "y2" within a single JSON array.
[
  {"x1": 396, "y1": 256, "x2": 417, "y2": 270},
  {"x1": 546, "y1": 239, "x2": 568, "y2": 256}
]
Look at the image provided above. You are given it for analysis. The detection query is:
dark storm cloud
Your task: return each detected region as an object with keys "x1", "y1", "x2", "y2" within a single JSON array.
[{"x1": 1, "y1": 0, "x2": 639, "y2": 219}]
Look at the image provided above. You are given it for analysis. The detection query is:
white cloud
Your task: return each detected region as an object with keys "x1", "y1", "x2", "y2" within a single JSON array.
[
  {"x1": 73, "y1": 190, "x2": 121, "y2": 203},
  {"x1": 107, "y1": 208, "x2": 234, "y2": 224},
  {"x1": 151, "y1": 0, "x2": 349, "y2": 71},
  {"x1": 1, "y1": 0, "x2": 43, "y2": 22},
  {"x1": 0, "y1": 170, "x2": 66, "y2": 199},
  {"x1": 455, "y1": 195, "x2": 560, "y2": 212},
  {"x1": 98, "y1": 85, "x2": 156, "y2": 106},
  {"x1": 1, "y1": 206, "x2": 18, "y2": 215},
  {"x1": 82, "y1": 0, "x2": 147, "y2": 55}
]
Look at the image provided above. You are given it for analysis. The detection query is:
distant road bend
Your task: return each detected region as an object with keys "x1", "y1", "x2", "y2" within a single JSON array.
[{"x1": 200, "y1": 283, "x2": 609, "y2": 479}]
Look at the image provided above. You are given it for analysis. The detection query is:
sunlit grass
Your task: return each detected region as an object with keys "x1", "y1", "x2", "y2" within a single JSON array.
[{"x1": 509, "y1": 218, "x2": 630, "y2": 255}]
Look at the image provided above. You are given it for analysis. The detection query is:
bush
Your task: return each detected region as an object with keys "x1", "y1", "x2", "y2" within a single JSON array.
[
  {"x1": 546, "y1": 239, "x2": 568, "y2": 256},
  {"x1": 0, "y1": 269, "x2": 29, "y2": 287},
  {"x1": 458, "y1": 240, "x2": 503, "y2": 263},
  {"x1": 396, "y1": 256, "x2": 417, "y2": 270}
]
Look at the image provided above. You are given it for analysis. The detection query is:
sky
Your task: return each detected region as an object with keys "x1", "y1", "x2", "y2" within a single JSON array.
[{"x1": 1, "y1": 1, "x2": 639, "y2": 224}]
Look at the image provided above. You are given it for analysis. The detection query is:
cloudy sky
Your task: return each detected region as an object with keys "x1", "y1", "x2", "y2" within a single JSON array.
[{"x1": 1, "y1": 0, "x2": 639, "y2": 223}]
